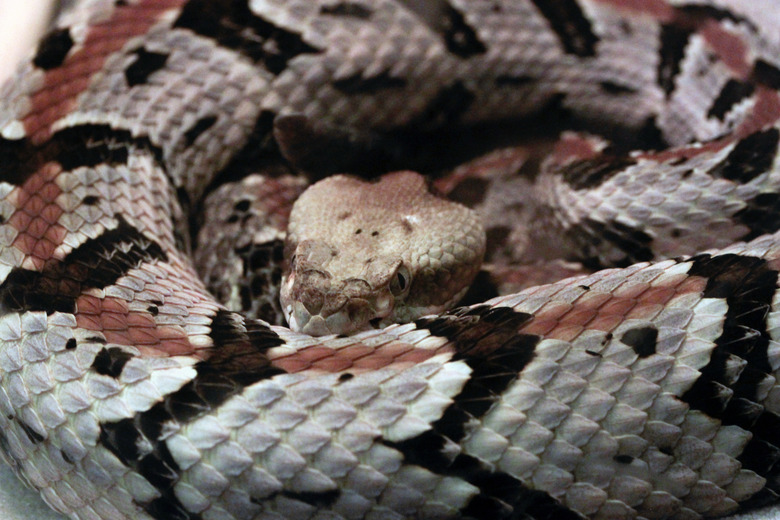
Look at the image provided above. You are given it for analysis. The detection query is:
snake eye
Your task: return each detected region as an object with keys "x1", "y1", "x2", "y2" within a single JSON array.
[{"x1": 390, "y1": 265, "x2": 411, "y2": 297}]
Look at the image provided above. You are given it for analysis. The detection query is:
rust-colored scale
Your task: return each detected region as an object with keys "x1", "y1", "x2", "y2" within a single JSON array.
[
  {"x1": 520, "y1": 272, "x2": 707, "y2": 341},
  {"x1": 8, "y1": 162, "x2": 66, "y2": 270},
  {"x1": 641, "y1": 87, "x2": 780, "y2": 164},
  {"x1": 64, "y1": 271, "x2": 215, "y2": 359},
  {"x1": 24, "y1": 0, "x2": 187, "y2": 144},
  {"x1": 550, "y1": 134, "x2": 605, "y2": 165},
  {"x1": 259, "y1": 176, "x2": 306, "y2": 224},
  {"x1": 270, "y1": 338, "x2": 452, "y2": 374},
  {"x1": 595, "y1": 0, "x2": 758, "y2": 79},
  {"x1": 738, "y1": 88, "x2": 780, "y2": 136},
  {"x1": 74, "y1": 293, "x2": 194, "y2": 357},
  {"x1": 698, "y1": 19, "x2": 751, "y2": 80},
  {"x1": 593, "y1": 0, "x2": 676, "y2": 20}
]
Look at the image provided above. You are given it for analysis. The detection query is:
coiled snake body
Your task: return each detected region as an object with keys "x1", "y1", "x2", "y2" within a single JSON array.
[{"x1": 2, "y1": 1, "x2": 780, "y2": 519}]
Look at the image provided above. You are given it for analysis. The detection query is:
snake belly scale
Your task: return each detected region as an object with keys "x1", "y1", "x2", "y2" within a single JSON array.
[{"x1": 1, "y1": 1, "x2": 780, "y2": 520}]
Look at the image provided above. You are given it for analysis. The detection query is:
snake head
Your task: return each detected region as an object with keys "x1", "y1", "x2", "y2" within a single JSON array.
[
  {"x1": 280, "y1": 171, "x2": 485, "y2": 336},
  {"x1": 280, "y1": 238, "x2": 406, "y2": 335}
]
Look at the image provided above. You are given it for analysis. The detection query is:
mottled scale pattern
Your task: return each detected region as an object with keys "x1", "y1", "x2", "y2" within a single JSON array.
[
  {"x1": 195, "y1": 173, "x2": 306, "y2": 325},
  {"x1": 0, "y1": 1, "x2": 779, "y2": 520}
]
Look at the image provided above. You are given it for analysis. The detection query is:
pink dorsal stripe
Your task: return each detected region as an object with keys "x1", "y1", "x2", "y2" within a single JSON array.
[{"x1": 24, "y1": 0, "x2": 187, "y2": 145}]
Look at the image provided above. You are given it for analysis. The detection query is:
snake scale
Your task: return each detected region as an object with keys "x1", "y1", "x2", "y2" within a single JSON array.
[{"x1": 2, "y1": 0, "x2": 780, "y2": 519}]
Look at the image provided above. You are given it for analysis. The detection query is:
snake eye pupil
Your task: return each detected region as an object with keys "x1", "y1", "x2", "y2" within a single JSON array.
[{"x1": 390, "y1": 266, "x2": 410, "y2": 296}]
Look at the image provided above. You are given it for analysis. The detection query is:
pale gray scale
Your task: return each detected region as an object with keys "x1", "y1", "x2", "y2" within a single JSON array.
[
  {"x1": 421, "y1": 245, "x2": 769, "y2": 518},
  {"x1": 660, "y1": 35, "x2": 745, "y2": 144},
  {"x1": 6, "y1": 1, "x2": 780, "y2": 520},
  {"x1": 46, "y1": 0, "x2": 748, "y2": 222},
  {"x1": 524, "y1": 144, "x2": 780, "y2": 268},
  {"x1": 557, "y1": 2, "x2": 669, "y2": 130},
  {"x1": 244, "y1": 0, "x2": 662, "y2": 139},
  {"x1": 660, "y1": 10, "x2": 780, "y2": 144},
  {"x1": 247, "y1": 0, "x2": 455, "y2": 129},
  {"x1": 51, "y1": 159, "x2": 183, "y2": 265},
  {"x1": 73, "y1": 26, "x2": 271, "y2": 203},
  {"x1": 435, "y1": 0, "x2": 663, "y2": 129},
  {"x1": 160, "y1": 352, "x2": 478, "y2": 519},
  {"x1": 194, "y1": 173, "x2": 306, "y2": 325},
  {"x1": 493, "y1": 273, "x2": 713, "y2": 508}
]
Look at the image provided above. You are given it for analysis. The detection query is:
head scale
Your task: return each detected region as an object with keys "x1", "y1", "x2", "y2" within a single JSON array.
[{"x1": 281, "y1": 171, "x2": 485, "y2": 336}]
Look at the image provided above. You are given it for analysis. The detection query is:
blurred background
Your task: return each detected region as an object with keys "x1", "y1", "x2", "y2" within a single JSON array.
[{"x1": 0, "y1": 0, "x2": 55, "y2": 82}]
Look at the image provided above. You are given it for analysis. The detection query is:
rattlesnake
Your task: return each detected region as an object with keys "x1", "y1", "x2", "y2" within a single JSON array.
[
  {"x1": 280, "y1": 171, "x2": 485, "y2": 336},
  {"x1": 1, "y1": 1, "x2": 780, "y2": 519}
]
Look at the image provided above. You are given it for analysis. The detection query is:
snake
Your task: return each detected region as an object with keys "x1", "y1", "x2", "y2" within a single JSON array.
[
  {"x1": 281, "y1": 171, "x2": 485, "y2": 336},
  {"x1": 1, "y1": 0, "x2": 780, "y2": 519}
]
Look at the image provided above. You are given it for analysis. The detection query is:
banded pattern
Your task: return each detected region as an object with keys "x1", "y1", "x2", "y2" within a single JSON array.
[{"x1": 0, "y1": 1, "x2": 780, "y2": 520}]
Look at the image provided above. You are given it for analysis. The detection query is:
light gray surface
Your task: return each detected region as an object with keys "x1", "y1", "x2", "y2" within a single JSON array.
[
  {"x1": 735, "y1": 506, "x2": 780, "y2": 520},
  {"x1": 0, "y1": 1, "x2": 779, "y2": 519},
  {"x1": 0, "y1": 464, "x2": 66, "y2": 520},
  {"x1": 1, "y1": 458, "x2": 779, "y2": 520}
]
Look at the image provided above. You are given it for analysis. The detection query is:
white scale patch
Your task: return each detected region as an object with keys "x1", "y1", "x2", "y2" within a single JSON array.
[
  {"x1": 1, "y1": 0, "x2": 780, "y2": 519},
  {"x1": 160, "y1": 355, "x2": 474, "y2": 518},
  {"x1": 451, "y1": 273, "x2": 747, "y2": 517}
]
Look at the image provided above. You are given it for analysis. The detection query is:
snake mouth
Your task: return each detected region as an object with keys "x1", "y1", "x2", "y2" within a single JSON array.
[
  {"x1": 369, "y1": 318, "x2": 383, "y2": 328},
  {"x1": 284, "y1": 294, "x2": 393, "y2": 336}
]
